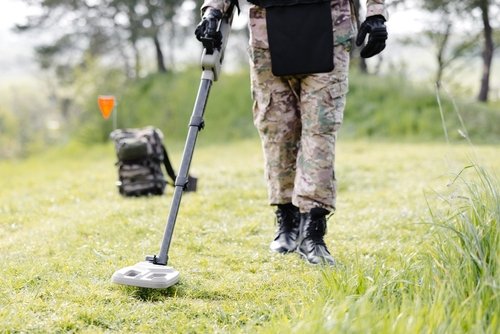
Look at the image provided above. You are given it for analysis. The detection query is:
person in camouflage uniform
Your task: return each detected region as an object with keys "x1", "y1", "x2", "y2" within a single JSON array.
[{"x1": 196, "y1": 0, "x2": 387, "y2": 265}]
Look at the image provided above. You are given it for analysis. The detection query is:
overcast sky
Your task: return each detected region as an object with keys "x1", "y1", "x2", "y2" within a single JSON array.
[{"x1": 0, "y1": 0, "x2": 43, "y2": 84}]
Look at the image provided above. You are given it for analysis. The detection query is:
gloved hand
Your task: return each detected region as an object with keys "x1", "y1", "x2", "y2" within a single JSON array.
[
  {"x1": 355, "y1": 15, "x2": 388, "y2": 58},
  {"x1": 195, "y1": 8, "x2": 223, "y2": 53}
]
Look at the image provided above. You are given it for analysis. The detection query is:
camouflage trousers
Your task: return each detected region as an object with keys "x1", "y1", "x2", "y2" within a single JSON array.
[{"x1": 249, "y1": 6, "x2": 350, "y2": 213}]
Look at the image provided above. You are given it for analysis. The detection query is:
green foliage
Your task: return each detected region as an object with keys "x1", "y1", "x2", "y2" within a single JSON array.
[
  {"x1": 345, "y1": 71, "x2": 500, "y2": 142},
  {"x1": 77, "y1": 68, "x2": 255, "y2": 144},
  {"x1": 0, "y1": 107, "x2": 20, "y2": 159},
  {"x1": 2, "y1": 67, "x2": 499, "y2": 160},
  {"x1": 77, "y1": 68, "x2": 500, "y2": 146},
  {"x1": 0, "y1": 82, "x2": 63, "y2": 159}
]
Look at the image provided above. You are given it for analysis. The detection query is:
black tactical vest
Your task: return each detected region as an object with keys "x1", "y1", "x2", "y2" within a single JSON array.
[
  {"x1": 252, "y1": 0, "x2": 334, "y2": 76},
  {"x1": 247, "y1": 0, "x2": 329, "y2": 7}
]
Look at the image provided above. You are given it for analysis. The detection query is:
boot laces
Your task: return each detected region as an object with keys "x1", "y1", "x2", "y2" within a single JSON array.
[
  {"x1": 276, "y1": 206, "x2": 299, "y2": 235},
  {"x1": 305, "y1": 218, "x2": 327, "y2": 248}
]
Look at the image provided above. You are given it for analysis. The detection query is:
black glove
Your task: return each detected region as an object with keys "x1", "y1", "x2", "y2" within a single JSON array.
[
  {"x1": 356, "y1": 15, "x2": 388, "y2": 58},
  {"x1": 195, "y1": 8, "x2": 223, "y2": 54}
]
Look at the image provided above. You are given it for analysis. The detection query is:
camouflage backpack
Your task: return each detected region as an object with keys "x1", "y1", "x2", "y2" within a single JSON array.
[{"x1": 110, "y1": 127, "x2": 196, "y2": 196}]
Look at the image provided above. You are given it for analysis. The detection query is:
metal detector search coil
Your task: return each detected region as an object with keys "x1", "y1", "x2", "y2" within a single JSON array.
[{"x1": 111, "y1": 261, "x2": 179, "y2": 289}]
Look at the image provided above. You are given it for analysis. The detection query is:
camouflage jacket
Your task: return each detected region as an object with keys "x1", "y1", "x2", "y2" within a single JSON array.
[{"x1": 201, "y1": 0, "x2": 386, "y2": 46}]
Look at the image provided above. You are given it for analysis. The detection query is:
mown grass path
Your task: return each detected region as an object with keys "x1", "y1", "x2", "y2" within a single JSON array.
[{"x1": 0, "y1": 140, "x2": 498, "y2": 333}]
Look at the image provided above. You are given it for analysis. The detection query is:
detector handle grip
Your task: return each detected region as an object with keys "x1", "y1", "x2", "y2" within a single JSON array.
[{"x1": 200, "y1": 4, "x2": 236, "y2": 81}]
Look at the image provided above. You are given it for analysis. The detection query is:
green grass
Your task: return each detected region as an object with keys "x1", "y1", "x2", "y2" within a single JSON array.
[{"x1": 0, "y1": 139, "x2": 498, "y2": 333}]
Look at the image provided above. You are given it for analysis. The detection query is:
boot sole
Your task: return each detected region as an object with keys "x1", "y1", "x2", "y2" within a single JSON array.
[
  {"x1": 270, "y1": 245, "x2": 297, "y2": 254},
  {"x1": 296, "y1": 248, "x2": 335, "y2": 266}
]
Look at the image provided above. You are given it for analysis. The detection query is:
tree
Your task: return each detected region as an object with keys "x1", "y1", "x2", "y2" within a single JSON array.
[
  {"x1": 12, "y1": 0, "x2": 194, "y2": 149},
  {"x1": 16, "y1": 0, "x2": 186, "y2": 78},
  {"x1": 420, "y1": 0, "x2": 498, "y2": 102},
  {"x1": 476, "y1": 0, "x2": 495, "y2": 101},
  {"x1": 415, "y1": 3, "x2": 478, "y2": 85},
  {"x1": 109, "y1": 0, "x2": 185, "y2": 74}
]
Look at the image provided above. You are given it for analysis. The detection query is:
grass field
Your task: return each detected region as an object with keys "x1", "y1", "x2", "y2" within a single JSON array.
[{"x1": 0, "y1": 139, "x2": 498, "y2": 333}]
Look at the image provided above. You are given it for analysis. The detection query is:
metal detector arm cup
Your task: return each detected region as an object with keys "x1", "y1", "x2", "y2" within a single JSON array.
[{"x1": 200, "y1": 5, "x2": 235, "y2": 81}]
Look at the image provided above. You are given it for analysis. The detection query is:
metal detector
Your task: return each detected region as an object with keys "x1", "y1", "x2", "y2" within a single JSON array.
[{"x1": 111, "y1": 5, "x2": 236, "y2": 289}]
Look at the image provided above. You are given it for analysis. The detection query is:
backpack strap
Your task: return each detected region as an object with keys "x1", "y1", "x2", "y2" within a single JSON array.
[
  {"x1": 161, "y1": 144, "x2": 177, "y2": 185},
  {"x1": 153, "y1": 128, "x2": 197, "y2": 192}
]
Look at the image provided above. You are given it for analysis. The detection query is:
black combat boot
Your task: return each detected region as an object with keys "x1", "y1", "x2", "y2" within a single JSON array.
[
  {"x1": 297, "y1": 207, "x2": 335, "y2": 265},
  {"x1": 270, "y1": 203, "x2": 300, "y2": 253}
]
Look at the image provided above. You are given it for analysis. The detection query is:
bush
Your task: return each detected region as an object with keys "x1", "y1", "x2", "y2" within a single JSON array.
[
  {"x1": 76, "y1": 69, "x2": 255, "y2": 145},
  {"x1": 344, "y1": 72, "x2": 500, "y2": 143},
  {"x1": 72, "y1": 68, "x2": 500, "y2": 145}
]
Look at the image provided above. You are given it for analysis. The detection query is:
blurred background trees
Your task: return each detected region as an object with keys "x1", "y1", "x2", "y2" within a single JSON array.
[
  {"x1": 417, "y1": 0, "x2": 498, "y2": 101},
  {"x1": 0, "y1": 0, "x2": 498, "y2": 158}
]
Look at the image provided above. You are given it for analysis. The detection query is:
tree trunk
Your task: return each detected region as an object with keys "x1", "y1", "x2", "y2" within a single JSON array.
[
  {"x1": 436, "y1": 22, "x2": 452, "y2": 85},
  {"x1": 132, "y1": 40, "x2": 141, "y2": 78},
  {"x1": 153, "y1": 32, "x2": 167, "y2": 73},
  {"x1": 477, "y1": 0, "x2": 494, "y2": 102},
  {"x1": 359, "y1": 57, "x2": 368, "y2": 73}
]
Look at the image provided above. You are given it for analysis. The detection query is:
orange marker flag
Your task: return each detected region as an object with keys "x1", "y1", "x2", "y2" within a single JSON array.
[{"x1": 97, "y1": 95, "x2": 116, "y2": 120}]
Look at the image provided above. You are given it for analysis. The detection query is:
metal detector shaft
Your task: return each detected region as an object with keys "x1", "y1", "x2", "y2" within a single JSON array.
[
  {"x1": 154, "y1": 78, "x2": 211, "y2": 265},
  {"x1": 151, "y1": 6, "x2": 236, "y2": 266}
]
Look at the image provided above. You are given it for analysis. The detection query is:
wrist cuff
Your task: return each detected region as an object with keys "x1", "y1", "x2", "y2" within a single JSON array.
[{"x1": 366, "y1": 4, "x2": 388, "y2": 20}]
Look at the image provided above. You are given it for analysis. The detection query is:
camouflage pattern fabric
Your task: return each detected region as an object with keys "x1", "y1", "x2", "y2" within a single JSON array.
[
  {"x1": 249, "y1": 5, "x2": 349, "y2": 212},
  {"x1": 110, "y1": 127, "x2": 168, "y2": 196},
  {"x1": 202, "y1": 0, "x2": 387, "y2": 22},
  {"x1": 201, "y1": 0, "x2": 386, "y2": 212}
]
